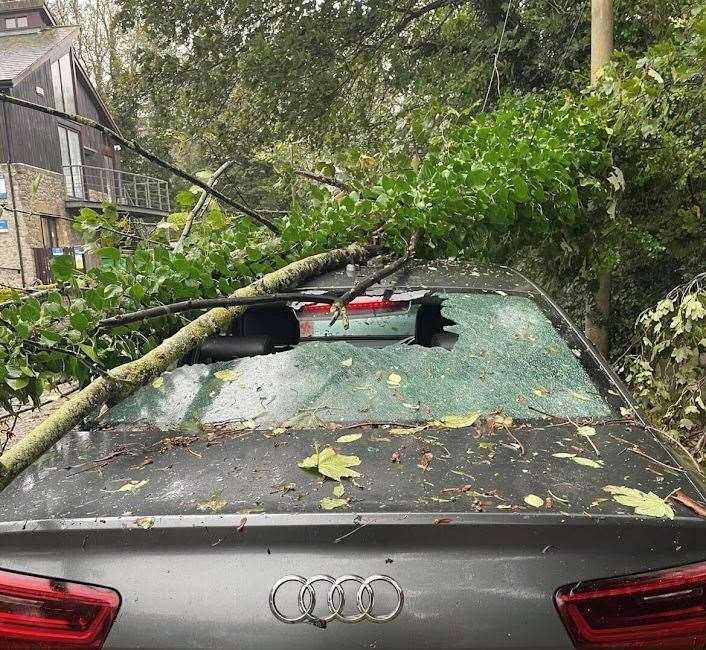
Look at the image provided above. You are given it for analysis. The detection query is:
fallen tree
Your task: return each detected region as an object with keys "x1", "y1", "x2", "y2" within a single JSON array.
[{"x1": 0, "y1": 242, "x2": 372, "y2": 490}]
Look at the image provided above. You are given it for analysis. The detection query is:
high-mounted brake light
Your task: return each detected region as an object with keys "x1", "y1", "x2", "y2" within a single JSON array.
[
  {"x1": 0, "y1": 568, "x2": 120, "y2": 649},
  {"x1": 300, "y1": 297, "x2": 405, "y2": 315},
  {"x1": 555, "y1": 561, "x2": 706, "y2": 649}
]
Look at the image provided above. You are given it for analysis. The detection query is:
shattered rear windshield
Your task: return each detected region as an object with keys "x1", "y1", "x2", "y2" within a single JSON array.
[{"x1": 103, "y1": 293, "x2": 617, "y2": 430}]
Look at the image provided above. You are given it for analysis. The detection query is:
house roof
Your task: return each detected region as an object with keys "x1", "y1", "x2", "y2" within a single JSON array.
[
  {"x1": 0, "y1": 0, "x2": 46, "y2": 11},
  {"x1": 0, "y1": 25, "x2": 77, "y2": 86}
]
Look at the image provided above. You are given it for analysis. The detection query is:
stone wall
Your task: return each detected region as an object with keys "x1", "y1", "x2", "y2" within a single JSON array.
[{"x1": 0, "y1": 163, "x2": 73, "y2": 288}]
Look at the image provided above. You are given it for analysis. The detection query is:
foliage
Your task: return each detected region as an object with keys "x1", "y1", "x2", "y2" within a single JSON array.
[{"x1": 622, "y1": 274, "x2": 706, "y2": 441}]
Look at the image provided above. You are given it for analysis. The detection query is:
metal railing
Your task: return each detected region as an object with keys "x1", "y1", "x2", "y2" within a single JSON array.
[{"x1": 62, "y1": 165, "x2": 170, "y2": 213}]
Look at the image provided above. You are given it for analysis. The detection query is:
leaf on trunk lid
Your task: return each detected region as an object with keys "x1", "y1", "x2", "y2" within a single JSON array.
[
  {"x1": 286, "y1": 410, "x2": 322, "y2": 429},
  {"x1": 524, "y1": 494, "x2": 544, "y2": 508},
  {"x1": 198, "y1": 490, "x2": 228, "y2": 512},
  {"x1": 603, "y1": 485, "x2": 675, "y2": 519},
  {"x1": 320, "y1": 497, "x2": 348, "y2": 510},
  {"x1": 135, "y1": 516, "x2": 154, "y2": 529},
  {"x1": 298, "y1": 446, "x2": 361, "y2": 480},
  {"x1": 336, "y1": 433, "x2": 362, "y2": 443},
  {"x1": 576, "y1": 425, "x2": 597, "y2": 437},
  {"x1": 572, "y1": 456, "x2": 604, "y2": 468},
  {"x1": 333, "y1": 483, "x2": 345, "y2": 497},
  {"x1": 117, "y1": 479, "x2": 148, "y2": 493},
  {"x1": 152, "y1": 377, "x2": 164, "y2": 389}
]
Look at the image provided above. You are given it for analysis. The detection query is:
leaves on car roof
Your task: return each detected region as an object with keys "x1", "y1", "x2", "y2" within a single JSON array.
[
  {"x1": 603, "y1": 485, "x2": 675, "y2": 519},
  {"x1": 298, "y1": 446, "x2": 362, "y2": 480},
  {"x1": 135, "y1": 516, "x2": 155, "y2": 529},
  {"x1": 387, "y1": 373, "x2": 402, "y2": 387},
  {"x1": 433, "y1": 411, "x2": 481, "y2": 429}
]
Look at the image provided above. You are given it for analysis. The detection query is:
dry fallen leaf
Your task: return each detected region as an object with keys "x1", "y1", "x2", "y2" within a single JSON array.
[
  {"x1": 434, "y1": 517, "x2": 453, "y2": 525},
  {"x1": 572, "y1": 456, "x2": 604, "y2": 468},
  {"x1": 135, "y1": 516, "x2": 154, "y2": 529},
  {"x1": 418, "y1": 450, "x2": 433, "y2": 471},
  {"x1": 117, "y1": 479, "x2": 148, "y2": 493},
  {"x1": 333, "y1": 483, "x2": 345, "y2": 497},
  {"x1": 320, "y1": 497, "x2": 348, "y2": 510},
  {"x1": 198, "y1": 491, "x2": 228, "y2": 512},
  {"x1": 340, "y1": 358, "x2": 353, "y2": 367},
  {"x1": 152, "y1": 377, "x2": 164, "y2": 389},
  {"x1": 671, "y1": 490, "x2": 706, "y2": 518},
  {"x1": 390, "y1": 450, "x2": 402, "y2": 463}
]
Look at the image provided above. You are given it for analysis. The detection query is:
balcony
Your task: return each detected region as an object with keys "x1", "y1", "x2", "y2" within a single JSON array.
[{"x1": 63, "y1": 165, "x2": 171, "y2": 219}]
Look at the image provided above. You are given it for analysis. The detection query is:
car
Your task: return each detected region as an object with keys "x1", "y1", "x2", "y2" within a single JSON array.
[{"x1": 0, "y1": 260, "x2": 705, "y2": 650}]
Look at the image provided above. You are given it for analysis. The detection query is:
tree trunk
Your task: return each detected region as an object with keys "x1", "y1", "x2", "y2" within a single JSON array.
[
  {"x1": 586, "y1": 0, "x2": 613, "y2": 357},
  {"x1": 0, "y1": 242, "x2": 372, "y2": 491}
]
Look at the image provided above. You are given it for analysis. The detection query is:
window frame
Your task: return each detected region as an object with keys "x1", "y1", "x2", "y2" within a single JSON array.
[
  {"x1": 51, "y1": 53, "x2": 76, "y2": 114},
  {"x1": 58, "y1": 124, "x2": 84, "y2": 198}
]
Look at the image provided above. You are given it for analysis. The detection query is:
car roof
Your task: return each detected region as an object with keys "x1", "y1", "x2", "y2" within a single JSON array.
[{"x1": 298, "y1": 260, "x2": 535, "y2": 293}]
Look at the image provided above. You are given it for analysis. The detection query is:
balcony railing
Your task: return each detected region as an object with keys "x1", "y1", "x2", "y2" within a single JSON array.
[{"x1": 63, "y1": 165, "x2": 170, "y2": 214}]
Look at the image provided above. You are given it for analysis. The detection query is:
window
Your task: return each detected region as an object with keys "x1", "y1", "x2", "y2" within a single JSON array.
[
  {"x1": 58, "y1": 125, "x2": 83, "y2": 197},
  {"x1": 41, "y1": 217, "x2": 60, "y2": 249},
  {"x1": 51, "y1": 53, "x2": 76, "y2": 114},
  {"x1": 5, "y1": 16, "x2": 29, "y2": 29}
]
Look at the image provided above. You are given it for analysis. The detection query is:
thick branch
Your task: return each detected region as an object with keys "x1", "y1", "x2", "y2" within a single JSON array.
[
  {"x1": 173, "y1": 160, "x2": 235, "y2": 253},
  {"x1": 0, "y1": 242, "x2": 373, "y2": 490},
  {"x1": 329, "y1": 229, "x2": 422, "y2": 326},
  {"x1": 98, "y1": 293, "x2": 341, "y2": 329},
  {"x1": 0, "y1": 94, "x2": 279, "y2": 234}
]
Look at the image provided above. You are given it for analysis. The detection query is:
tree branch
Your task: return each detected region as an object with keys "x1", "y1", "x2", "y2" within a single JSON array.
[
  {"x1": 296, "y1": 169, "x2": 352, "y2": 192},
  {"x1": 98, "y1": 293, "x2": 342, "y2": 329},
  {"x1": 0, "y1": 242, "x2": 373, "y2": 490},
  {"x1": 0, "y1": 94, "x2": 279, "y2": 234},
  {"x1": 173, "y1": 160, "x2": 235, "y2": 253},
  {"x1": 329, "y1": 229, "x2": 422, "y2": 326}
]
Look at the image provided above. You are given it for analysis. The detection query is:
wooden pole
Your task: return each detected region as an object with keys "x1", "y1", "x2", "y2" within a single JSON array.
[{"x1": 585, "y1": 0, "x2": 613, "y2": 357}]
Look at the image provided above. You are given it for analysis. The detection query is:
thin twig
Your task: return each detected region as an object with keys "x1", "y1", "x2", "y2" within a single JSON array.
[
  {"x1": 329, "y1": 229, "x2": 422, "y2": 327},
  {"x1": 0, "y1": 94, "x2": 279, "y2": 234},
  {"x1": 482, "y1": 0, "x2": 512, "y2": 111},
  {"x1": 98, "y1": 293, "x2": 341, "y2": 329},
  {"x1": 624, "y1": 446, "x2": 685, "y2": 473},
  {"x1": 296, "y1": 169, "x2": 352, "y2": 192},
  {"x1": 174, "y1": 160, "x2": 235, "y2": 253},
  {"x1": 22, "y1": 341, "x2": 114, "y2": 381}
]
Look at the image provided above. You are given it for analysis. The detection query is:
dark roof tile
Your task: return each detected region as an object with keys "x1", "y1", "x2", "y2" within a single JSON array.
[{"x1": 0, "y1": 25, "x2": 76, "y2": 84}]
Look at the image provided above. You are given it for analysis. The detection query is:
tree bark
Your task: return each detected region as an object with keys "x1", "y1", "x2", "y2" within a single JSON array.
[{"x1": 0, "y1": 242, "x2": 373, "y2": 491}]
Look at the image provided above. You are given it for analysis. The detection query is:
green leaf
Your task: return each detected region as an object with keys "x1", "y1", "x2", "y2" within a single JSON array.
[
  {"x1": 524, "y1": 494, "x2": 544, "y2": 508},
  {"x1": 336, "y1": 433, "x2": 362, "y2": 443},
  {"x1": 5, "y1": 377, "x2": 29, "y2": 390},
  {"x1": 603, "y1": 485, "x2": 674, "y2": 519},
  {"x1": 197, "y1": 490, "x2": 228, "y2": 512},
  {"x1": 51, "y1": 255, "x2": 75, "y2": 282},
  {"x1": 96, "y1": 247, "x2": 121, "y2": 263},
  {"x1": 319, "y1": 497, "x2": 348, "y2": 510},
  {"x1": 432, "y1": 411, "x2": 480, "y2": 429},
  {"x1": 298, "y1": 447, "x2": 362, "y2": 481},
  {"x1": 78, "y1": 344, "x2": 99, "y2": 363}
]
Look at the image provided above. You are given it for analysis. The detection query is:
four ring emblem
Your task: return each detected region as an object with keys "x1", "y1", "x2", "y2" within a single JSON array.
[{"x1": 269, "y1": 575, "x2": 404, "y2": 624}]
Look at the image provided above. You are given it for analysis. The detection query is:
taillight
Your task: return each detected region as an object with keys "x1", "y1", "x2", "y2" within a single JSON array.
[
  {"x1": 0, "y1": 568, "x2": 120, "y2": 649},
  {"x1": 555, "y1": 561, "x2": 706, "y2": 649},
  {"x1": 300, "y1": 297, "x2": 406, "y2": 315}
]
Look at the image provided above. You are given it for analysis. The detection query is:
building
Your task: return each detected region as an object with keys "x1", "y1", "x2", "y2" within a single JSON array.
[{"x1": 0, "y1": 0, "x2": 169, "y2": 288}]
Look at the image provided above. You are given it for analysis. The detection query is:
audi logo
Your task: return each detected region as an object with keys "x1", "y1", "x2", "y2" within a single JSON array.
[{"x1": 269, "y1": 574, "x2": 404, "y2": 624}]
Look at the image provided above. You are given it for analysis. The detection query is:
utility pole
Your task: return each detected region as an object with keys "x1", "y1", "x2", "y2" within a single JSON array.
[{"x1": 586, "y1": 0, "x2": 613, "y2": 357}]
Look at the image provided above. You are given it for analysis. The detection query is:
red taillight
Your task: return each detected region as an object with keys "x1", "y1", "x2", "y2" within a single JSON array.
[
  {"x1": 555, "y1": 562, "x2": 706, "y2": 649},
  {"x1": 300, "y1": 297, "x2": 405, "y2": 315},
  {"x1": 0, "y1": 568, "x2": 120, "y2": 649}
]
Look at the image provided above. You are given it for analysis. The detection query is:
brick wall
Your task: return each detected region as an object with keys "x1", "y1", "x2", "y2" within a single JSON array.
[{"x1": 0, "y1": 163, "x2": 70, "y2": 287}]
